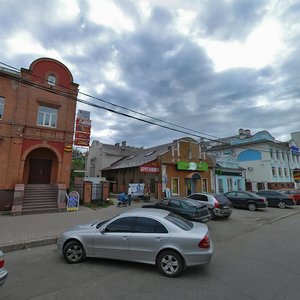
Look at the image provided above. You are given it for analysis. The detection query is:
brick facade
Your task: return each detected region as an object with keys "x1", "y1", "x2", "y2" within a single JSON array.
[
  {"x1": 103, "y1": 138, "x2": 214, "y2": 199},
  {"x1": 0, "y1": 58, "x2": 78, "y2": 211}
]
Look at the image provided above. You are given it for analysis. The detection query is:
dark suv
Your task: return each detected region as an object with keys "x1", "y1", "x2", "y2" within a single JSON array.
[{"x1": 188, "y1": 192, "x2": 232, "y2": 219}]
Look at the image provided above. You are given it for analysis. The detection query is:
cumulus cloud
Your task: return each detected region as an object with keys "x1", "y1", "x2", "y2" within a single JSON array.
[{"x1": 0, "y1": 0, "x2": 299, "y2": 148}]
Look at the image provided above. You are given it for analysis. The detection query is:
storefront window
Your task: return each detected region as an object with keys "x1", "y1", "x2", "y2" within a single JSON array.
[{"x1": 171, "y1": 177, "x2": 179, "y2": 195}]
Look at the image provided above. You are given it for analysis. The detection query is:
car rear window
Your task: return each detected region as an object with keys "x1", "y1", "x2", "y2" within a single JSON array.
[
  {"x1": 165, "y1": 213, "x2": 193, "y2": 231},
  {"x1": 215, "y1": 194, "x2": 230, "y2": 203}
]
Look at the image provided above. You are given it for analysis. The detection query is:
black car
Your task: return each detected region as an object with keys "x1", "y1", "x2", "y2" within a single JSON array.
[
  {"x1": 142, "y1": 197, "x2": 211, "y2": 223},
  {"x1": 255, "y1": 190, "x2": 295, "y2": 209},
  {"x1": 224, "y1": 191, "x2": 268, "y2": 211}
]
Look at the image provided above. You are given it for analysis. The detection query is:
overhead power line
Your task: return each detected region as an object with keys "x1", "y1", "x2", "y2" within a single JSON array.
[
  {"x1": 0, "y1": 61, "x2": 221, "y2": 141},
  {"x1": 0, "y1": 61, "x2": 296, "y2": 156}
]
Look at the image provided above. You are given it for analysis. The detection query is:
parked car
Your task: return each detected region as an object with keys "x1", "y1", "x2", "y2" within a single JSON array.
[
  {"x1": 57, "y1": 208, "x2": 213, "y2": 277},
  {"x1": 188, "y1": 192, "x2": 232, "y2": 219},
  {"x1": 278, "y1": 189, "x2": 300, "y2": 205},
  {"x1": 255, "y1": 190, "x2": 295, "y2": 208},
  {"x1": 142, "y1": 197, "x2": 211, "y2": 223},
  {"x1": 0, "y1": 250, "x2": 8, "y2": 287},
  {"x1": 223, "y1": 191, "x2": 268, "y2": 211}
]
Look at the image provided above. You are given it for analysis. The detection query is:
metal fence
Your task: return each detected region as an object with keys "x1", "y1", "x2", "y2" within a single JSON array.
[{"x1": 72, "y1": 183, "x2": 103, "y2": 204}]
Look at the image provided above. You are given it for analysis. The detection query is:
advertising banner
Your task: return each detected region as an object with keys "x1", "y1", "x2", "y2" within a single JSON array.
[
  {"x1": 177, "y1": 161, "x2": 208, "y2": 171},
  {"x1": 67, "y1": 191, "x2": 80, "y2": 212},
  {"x1": 74, "y1": 110, "x2": 91, "y2": 147},
  {"x1": 129, "y1": 183, "x2": 145, "y2": 197}
]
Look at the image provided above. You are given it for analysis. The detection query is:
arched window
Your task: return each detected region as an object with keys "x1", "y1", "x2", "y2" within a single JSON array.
[{"x1": 47, "y1": 74, "x2": 56, "y2": 85}]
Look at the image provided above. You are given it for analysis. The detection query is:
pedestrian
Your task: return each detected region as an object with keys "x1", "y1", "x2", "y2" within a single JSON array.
[{"x1": 128, "y1": 185, "x2": 132, "y2": 206}]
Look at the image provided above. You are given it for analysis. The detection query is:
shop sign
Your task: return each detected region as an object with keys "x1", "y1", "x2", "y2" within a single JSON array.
[
  {"x1": 67, "y1": 191, "x2": 80, "y2": 212},
  {"x1": 64, "y1": 145, "x2": 72, "y2": 152},
  {"x1": 293, "y1": 169, "x2": 300, "y2": 181},
  {"x1": 140, "y1": 166, "x2": 160, "y2": 173},
  {"x1": 74, "y1": 138, "x2": 90, "y2": 147},
  {"x1": 74, "y1": 110, "x2": 91, "y2": 147},
  {"x1": 177, "y1": 161, "x2": 208, "y2": 171}
]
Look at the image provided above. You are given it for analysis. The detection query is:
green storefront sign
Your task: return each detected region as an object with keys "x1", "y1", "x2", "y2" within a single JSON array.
[{"x1": 177, "y1": 161, "x2": 208, "y2": 171}]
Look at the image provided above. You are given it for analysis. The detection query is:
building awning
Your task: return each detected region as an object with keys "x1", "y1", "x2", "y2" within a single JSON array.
[{"x1": 186, "y1": 172, "x2": 201, "y2": 179}]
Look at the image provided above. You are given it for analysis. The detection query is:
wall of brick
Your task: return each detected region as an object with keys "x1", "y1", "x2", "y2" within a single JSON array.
[{"x1": 0, "y1": 58, "x2": 79, "y2": 209}]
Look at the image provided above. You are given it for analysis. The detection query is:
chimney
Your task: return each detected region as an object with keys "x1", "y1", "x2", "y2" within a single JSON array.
[{"x1": 121, "y1": 141, "x2": 126, "y2": 148}]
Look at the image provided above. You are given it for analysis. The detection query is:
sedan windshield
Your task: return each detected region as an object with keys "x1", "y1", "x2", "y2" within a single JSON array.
[{"x1": 165, "y1": 213, "x2": 193, "y2": 231}]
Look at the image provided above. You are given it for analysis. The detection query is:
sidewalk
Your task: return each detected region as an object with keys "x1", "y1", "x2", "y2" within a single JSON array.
[{"x1": 0, "y1": 200, "x2": 146, "y2": 253}]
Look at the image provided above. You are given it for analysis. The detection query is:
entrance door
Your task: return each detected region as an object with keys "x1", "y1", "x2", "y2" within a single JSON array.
[{"x1": 28, "y1": 159, "x2": 52, "y2": 184}]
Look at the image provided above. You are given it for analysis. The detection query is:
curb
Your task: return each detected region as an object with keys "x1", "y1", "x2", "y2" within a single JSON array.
[
  {"x1": 268, "y1": 210, "x2": 300, "y2": 223},
  {"x1": 0, "y1": 236, "x2": 58, "y2": 253}
]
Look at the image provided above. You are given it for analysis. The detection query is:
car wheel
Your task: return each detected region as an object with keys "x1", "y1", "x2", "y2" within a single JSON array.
[
  {"x1": 63, "y1": 240, "x2": 86, "y2": 264},
  {"x1": 278, "y1": 201, "x2": 286, "y2": 209},
  {"x1": 156, "y1": 250, "x2": 184, "y2": 278},
  {"x1": 248, "y1": 203, "x2": 256, "y2": 211}
]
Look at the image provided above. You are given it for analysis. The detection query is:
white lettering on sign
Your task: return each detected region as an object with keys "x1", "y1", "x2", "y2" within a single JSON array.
[{"x1": 140, "y1": 166, "x2": 160, "y2": 173}]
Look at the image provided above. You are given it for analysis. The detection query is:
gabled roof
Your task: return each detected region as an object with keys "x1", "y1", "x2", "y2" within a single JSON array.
[
  {"x1": 90, "y1": 140, "x2": 140, "y2": 157},
  {"x1": 103, "y1": 141, "x2": 176, "y2": 170}
]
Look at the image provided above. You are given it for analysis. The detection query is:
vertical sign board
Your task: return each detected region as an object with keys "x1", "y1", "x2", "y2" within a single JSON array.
[
  {"x1": 67, "y1": 191, "x2": 80, "y2": 212},
  {"x1": 74, "y1": 110, "x2": 91, "y2": 147}
]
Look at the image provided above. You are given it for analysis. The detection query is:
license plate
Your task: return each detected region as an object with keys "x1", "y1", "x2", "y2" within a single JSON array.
[
  {"x1": 223, "y1": 206, "x2": 229, "y2": 209},
  {"x1": 202, "y1": 218, "x2": 209, "y2": 223}
]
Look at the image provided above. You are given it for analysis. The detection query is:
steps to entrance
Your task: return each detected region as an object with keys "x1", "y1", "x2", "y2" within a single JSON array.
[{"x1": 23, "y1": 184, "x2": 58, "y2": 214}]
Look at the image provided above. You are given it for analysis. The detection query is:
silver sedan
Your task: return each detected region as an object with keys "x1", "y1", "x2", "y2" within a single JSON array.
[
  {"x1": 57, "y1": 208, "x2": 213, "y2": 277},
  {"x1": 0, "y1": 250, "x2": 8, "y2": 287}
]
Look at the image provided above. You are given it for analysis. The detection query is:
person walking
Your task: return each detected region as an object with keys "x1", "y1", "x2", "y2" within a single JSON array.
[{"x1": 127, "y1": 185, "x2": 132, "y2": 206}]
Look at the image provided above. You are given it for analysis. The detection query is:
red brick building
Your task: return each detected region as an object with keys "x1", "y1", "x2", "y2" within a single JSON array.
[
  {"x1": 102, "y1": 138, "x2": 215, "y2": 199},
  {"x1": 0, "y1": 58, "x2": 78, "y2": 214}
]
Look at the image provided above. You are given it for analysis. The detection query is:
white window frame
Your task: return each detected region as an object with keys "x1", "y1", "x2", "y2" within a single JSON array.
[
  {"x1": 272, "y1": 166, "x2": 276, "y2": 176},
  {"x1": 218, "y1": 179, "x2": 224, "y2": 193},
  {"x1": 47, "y1": 74, "x2": 56, "y2": 85},
  {"x1": 227, "y1": 178, "x2": 233, "y2": 191},
  {"x1": 237, "y1": 179, "x2": 242, "y2": 191},
  {"x1": 37, "y1": 105, "x2": 57, "y2": 128},
  {"x1": 0, "y1": 97, "x2": 4, "y2": 119}
]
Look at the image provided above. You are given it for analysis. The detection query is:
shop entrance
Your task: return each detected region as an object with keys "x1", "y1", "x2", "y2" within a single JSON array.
[
  {"x1": 186, "y1": 172, "x2": 201, "y2": 196},
  {"x1": 28, "y1": 159, "x2": 52, "y2": 184},
  {"x1": 24, "y1": 147, "x2": 58, "y2": 184}
]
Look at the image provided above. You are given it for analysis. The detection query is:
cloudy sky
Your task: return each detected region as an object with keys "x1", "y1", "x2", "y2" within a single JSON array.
[{"x1": 1, "y1": 0, "x2": 300, "y2": 148}]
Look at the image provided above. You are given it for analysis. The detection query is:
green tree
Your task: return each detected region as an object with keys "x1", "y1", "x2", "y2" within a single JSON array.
[{"x1": 70, "y1": 148, "x2": 86, "y2": 188}]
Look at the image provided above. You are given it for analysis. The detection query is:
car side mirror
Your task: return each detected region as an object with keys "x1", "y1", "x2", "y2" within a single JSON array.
[{"x1": 100, "y1": 227, "x2": 106, "y2": 234}]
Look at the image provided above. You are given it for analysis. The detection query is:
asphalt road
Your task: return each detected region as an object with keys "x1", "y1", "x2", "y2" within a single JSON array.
[{"x1": 2, "y1": 206, "x2": 300, "y2": 300}]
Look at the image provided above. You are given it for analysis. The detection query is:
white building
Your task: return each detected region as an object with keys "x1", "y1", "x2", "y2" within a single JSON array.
[
  {"x1": 86, "y1": 141, "x2": 140, "y2": 177},
  {"x1": 204, "y1": 129, "x2": 300, "y2": 191}
]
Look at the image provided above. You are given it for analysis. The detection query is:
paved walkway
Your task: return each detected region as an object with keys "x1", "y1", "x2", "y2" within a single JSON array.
[{"x1": 0, "y1": 200, "x2": 147, "y2": 252}]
